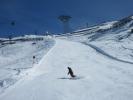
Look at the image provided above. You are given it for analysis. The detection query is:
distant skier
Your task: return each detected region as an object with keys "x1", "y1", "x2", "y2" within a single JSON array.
[
  {"x1": 32, "y1": 56, "x2": 36, "y2": 65},
  {"x1": 67, "y1": 67, "x2": 76, "y2": 78},
  {"x1": 33, "y1": 56, "x2": 35, "y2": 59}
]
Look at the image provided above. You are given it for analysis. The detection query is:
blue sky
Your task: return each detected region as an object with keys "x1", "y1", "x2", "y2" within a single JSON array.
[{"x1": 0, "y1": 0, "x2": 133, "y2": 37}]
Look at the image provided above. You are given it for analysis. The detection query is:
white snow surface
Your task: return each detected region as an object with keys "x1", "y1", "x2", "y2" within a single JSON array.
[
  {"x1": 0, "y1": 37, "x2": 55, "y2": 93},
  {"x1": 0, "y1": 39, "x2": 133, "y2": 100}
]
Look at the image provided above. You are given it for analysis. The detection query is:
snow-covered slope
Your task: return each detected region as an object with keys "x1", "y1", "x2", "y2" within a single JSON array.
[
  {"x1": 0, "y1": 36, "x2": 55, "y2": 93},
  {"x1": 68, "y1": 15, "x2": 133, "y2": 41},
  {"x1": 0, "y1": 39, "x2": 133, "y2": 100},
  {"x1": 59, "y1": 15, "x2": 133, "y2": 63},
  {"x1": 0, "y1": 15, "x2": 133, "y2": 100}
]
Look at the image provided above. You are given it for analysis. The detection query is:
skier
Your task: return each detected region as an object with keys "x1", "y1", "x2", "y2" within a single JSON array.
[
  {"x1": 67, "y1": 67, "x2": 76, "y2": 78},
  {"x1": 32, "y1": 56, "x2": 36, "y2": 65},
  {"x1": 33, "y1": 56, "x2": 35, "y2": 59}
]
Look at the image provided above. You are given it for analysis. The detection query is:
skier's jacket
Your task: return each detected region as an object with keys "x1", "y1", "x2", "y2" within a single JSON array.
[{"x1": 68, "y1": 67, "x2": 75, "y2": 77}]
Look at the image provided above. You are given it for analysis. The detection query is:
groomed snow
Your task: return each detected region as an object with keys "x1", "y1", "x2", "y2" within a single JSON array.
[{"x1": 0, "y1": 39, "x2": 133, "y2": 100}]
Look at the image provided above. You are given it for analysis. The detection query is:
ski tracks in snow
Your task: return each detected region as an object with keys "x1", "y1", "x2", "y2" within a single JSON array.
[{"x1": 83, "y1": 42, "x2": 133, "y2": 64}]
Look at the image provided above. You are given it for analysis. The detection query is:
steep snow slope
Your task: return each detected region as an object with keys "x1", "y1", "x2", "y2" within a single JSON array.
[
  {"x1": 58, "y1": 15, "x2": 133, "y2": 63},
  {"x1": 0, "y1": 37, "x2": 55, "y2": 93},
  {"x1": 66, "y1": 15, "x2": 133, "y2": 41},
  {"x1": 0, "y1": 39, "x2": 133, "y2": 100}
]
